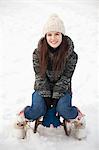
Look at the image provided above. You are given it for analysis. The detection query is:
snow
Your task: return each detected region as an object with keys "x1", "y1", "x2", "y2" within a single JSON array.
[{"x1": 0, "y1": 0, "x2": 99, "y2": 150}]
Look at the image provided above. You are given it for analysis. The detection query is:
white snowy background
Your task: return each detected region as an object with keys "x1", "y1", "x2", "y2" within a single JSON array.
[{"x1": 0, "y1": 0, "x2": 99, "y2": 150}]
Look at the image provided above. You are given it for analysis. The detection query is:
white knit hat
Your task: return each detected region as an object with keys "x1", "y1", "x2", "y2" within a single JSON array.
[{"x1": 43, "y1": 14, "x2": 65, "y2": 35}]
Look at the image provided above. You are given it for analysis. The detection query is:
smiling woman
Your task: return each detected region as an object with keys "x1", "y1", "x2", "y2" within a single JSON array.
[{"x1": 16, "y1": 13, "x2": 86, "y2": 140}]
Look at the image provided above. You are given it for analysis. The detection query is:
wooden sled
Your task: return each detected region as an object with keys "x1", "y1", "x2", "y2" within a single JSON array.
[{"x1": 33, "y1": 116, "x2": 71, "y2": 136}]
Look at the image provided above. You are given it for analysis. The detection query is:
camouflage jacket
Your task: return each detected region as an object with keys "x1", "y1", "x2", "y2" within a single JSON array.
[{"x1": 33, "y1": 36, "x2": 78, "y2": 99}]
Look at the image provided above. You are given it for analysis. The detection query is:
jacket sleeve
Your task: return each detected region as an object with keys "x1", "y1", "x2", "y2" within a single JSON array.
[
  {"x1": 52, "y1": 51, "x2": 78, "y2": 99},
  {"x1": 33, "y1": 49, "x2": 51, "y2": 97}
]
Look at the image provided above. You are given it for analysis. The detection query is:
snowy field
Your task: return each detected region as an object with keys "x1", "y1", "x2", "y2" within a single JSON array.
[{"x1": 0, "y1": 0, "x2": 99, "y2": 150}]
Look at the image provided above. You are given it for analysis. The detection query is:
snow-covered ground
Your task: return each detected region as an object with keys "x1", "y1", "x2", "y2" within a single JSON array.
[{"x1": 0, "y1": 0, "x2": 99, "y2": 150}]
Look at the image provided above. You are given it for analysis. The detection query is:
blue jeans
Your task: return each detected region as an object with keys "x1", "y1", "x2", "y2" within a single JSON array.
[{"x1": 24, "y1": 91, "x2": 78, "y2": 121}]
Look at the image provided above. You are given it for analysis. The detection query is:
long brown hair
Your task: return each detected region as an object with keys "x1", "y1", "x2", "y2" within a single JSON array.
[{"x1": 38, "y1": 36, "x2": 68, "y2": 78}]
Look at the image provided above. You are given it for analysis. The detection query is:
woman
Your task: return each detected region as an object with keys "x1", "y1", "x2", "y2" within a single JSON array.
[{"x1": 16, "y1": 14, "x2": 85, "y2": 135}]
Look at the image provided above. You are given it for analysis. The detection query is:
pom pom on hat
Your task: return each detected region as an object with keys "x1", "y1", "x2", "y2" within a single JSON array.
[{"x1": 43, "y1": 14, "x2": 65, "y2": 35}]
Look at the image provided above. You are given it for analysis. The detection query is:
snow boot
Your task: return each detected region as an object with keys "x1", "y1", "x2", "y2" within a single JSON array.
[
  {"x1": 14, "y1": 111, "x2": 28, "y2": 139},
  {"x1": 70, "y1": 108, "x2": 86, "y2": 140}
]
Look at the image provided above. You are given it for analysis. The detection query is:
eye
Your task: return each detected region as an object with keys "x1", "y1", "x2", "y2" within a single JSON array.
[
  {"x1": 47, "y1": 33, "x2": 52, "y2": 36},
  {"x1": 55, "y1": 33, "x2": 60, "y2": 36}
]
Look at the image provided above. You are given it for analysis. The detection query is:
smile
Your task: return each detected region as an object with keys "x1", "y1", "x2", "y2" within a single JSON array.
[{"x1": 51, "y1": 41, "x2": 58, "y2": 44}]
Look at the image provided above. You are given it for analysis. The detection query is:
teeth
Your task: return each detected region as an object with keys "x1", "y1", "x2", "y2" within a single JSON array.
[{"x1": 51, "y1": 42, "x2": 57, "y2": 44}]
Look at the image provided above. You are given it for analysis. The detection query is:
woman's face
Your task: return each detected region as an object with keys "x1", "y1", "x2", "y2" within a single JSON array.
[{"x1": 46, "y1": 31, "x2": 62, "y2": 48}]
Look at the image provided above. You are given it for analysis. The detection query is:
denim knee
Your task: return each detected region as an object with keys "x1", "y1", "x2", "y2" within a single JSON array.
[
  {"x1": 56, "y1": 92, "x2": 78, "y2": 119},
  {"x1": 56, "y1": 92, "x2": 72, "y2": 110},
  {"x1": 24, "y1": 91, "x2": 47, "y2": 120}
]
